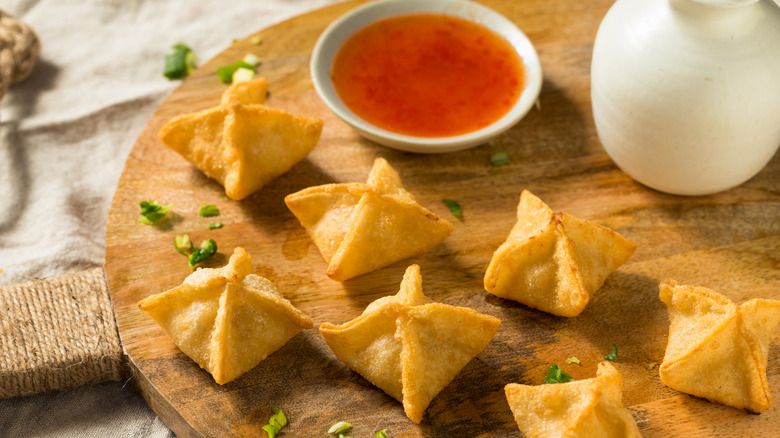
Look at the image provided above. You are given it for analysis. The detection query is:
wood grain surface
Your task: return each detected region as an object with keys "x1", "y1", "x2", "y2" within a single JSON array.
[{"x1": 104, "y1": 0, "x2": 780, "y2": 436}]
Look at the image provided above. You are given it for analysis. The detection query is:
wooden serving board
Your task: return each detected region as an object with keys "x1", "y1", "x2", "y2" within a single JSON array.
[{"x1": 104, "y1": 0, "x2": 780, "y2": 436}]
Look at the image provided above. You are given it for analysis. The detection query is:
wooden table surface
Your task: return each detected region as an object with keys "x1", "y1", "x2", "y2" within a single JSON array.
[{"x1": 104, "y1": 0, "x2": 780, "y2": 436}]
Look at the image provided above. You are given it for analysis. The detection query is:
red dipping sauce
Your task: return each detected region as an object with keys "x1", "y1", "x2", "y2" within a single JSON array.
[{"x1": 331, "y1": 13, "x2": 525, "y2": 138}]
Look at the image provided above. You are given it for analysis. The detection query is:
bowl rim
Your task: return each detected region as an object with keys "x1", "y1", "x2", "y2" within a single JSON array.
[{"x1": 310, "y1": 0, "x2": 543, "y2": 153}]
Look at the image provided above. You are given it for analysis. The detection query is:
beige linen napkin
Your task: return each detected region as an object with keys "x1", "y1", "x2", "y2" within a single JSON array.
[{"x1": 0, "y1": 0, "x2": 341, "y2": 436}]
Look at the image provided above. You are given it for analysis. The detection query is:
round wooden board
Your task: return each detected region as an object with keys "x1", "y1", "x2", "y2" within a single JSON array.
[{"x1": 105, "y1": 1, "x2": 780, "y2": 436}]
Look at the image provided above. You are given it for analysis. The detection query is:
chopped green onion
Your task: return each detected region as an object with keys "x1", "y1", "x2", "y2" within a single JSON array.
[
  {"x1": 208, "y1": 222, "x2": 224, "y2": 230},
  {"x1": 544, "y1": 364, "x2": 575, "y2": 384},
  {"x1": 375, "y1": 429, "x2": 389, "y2": 438},
  {"x1": 604, "y1": 343, "x2": 618, "y2": 361},
  {"x1": 173, "y1": 234, "x2": 194, "y2": 255},
  {"x1": 262, "y1": 407, "x2": 287, "y2": 438},
  {"x1": 261, "y1": 424, "x2": 278, "y2": 438},
  {"x1": 443, "y1": 199, "x2": 463, "y2": 219},
  {"x1": 232, "y1": 38, "x2": 238, "y2": 44},
  {"x1": 490, "y1": 150, "x2": 510, "y2": 166},
  {"x1": 216, "y1": 59, "x2": 256, "y2": 84},
  {"x1": 217, "y1": 65, "x2": 236, "y2": 84},
  {"x1": 199, "y1": 204, "x2": 219, "y2": 217},
  {"x1": 243, "y1": 53, "x2": 261, "y2": 67},
  {"x1": 138, "y1": 201, "x2": 172, "y2": 225},
  {"x1": 233, "y1": 67, "x2": 255, "y2": 83},
  {"x1": 250, "y1": 36, "x2": 263, "y2": 45},
  {"x1": 188, "y1": 239, "x2": 217, "y2": 268},
  {"x1": 328, "y1": 421, "x2": 352, "y2": 434},
  {"x1": 272, "y1": 407, "x2": 287, "y2": 427},
  {"x1": 565, "y1": 356, "x2": 581, "y2": 365},
  {"x1": 163, "y1": 43, "x2": 197, "y2": 80}
]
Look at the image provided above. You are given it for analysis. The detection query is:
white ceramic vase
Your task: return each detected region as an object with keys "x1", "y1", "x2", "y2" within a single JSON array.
[{"x1": 591, "y1": 0, "x2": 780, "y2": 196}]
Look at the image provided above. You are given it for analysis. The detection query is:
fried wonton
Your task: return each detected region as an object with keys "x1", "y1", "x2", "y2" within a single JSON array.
[
  {"x1": 137, "y1": 247, "x2": 313, "y2": 384},
  {"x1": 320, "y1": 264, "x2": 500, "y2": 423},
  {"x1": 484, "y1": 190, "x2": 636, "y2": 317},
  {"x1": 158, "y1": 77, "x2": 323, "y2": 200},
  {"x1": 221, "y1": 77, "x2": 269, "y2": 105},
  {"x1": 285, "y1": 158, "x2": 454, "y2": 281},
  {"x1": 659, "y1": 279, "x2": 780, "y2": 413},
  {"x1": 505, "y1": 361, "x2": 642, "y2": 438}
]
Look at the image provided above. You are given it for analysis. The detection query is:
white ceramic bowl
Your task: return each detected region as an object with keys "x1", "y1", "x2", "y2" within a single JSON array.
[{"x1": 310, "y1": 0, "x2": 543, "y2": 153}]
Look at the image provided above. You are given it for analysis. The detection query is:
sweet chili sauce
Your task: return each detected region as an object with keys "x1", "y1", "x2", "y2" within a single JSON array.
[{"x1": 331, "y1": 13, "x2": 524, "y2": 138}]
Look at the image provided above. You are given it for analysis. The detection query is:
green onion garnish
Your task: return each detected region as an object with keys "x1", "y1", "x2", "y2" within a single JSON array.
[
  {"x1": 604, "y1": 343, "x2": 618, "y2": 361},
  {"x1": 243, "y1": 53, "x2": 261, "y2": 67},
  {"x1": 565, "y1": 356, "x2": 581, "y2": 365},
  {"x1": 208, "y1": 222, "x2": 224, "y2": 230},
  {"x1": 138, "y1": 200, "x2": 172, "y2": 225},
  {"x1": 188, "y1": 239, "x2": 217, "y2": 268},
  {"x1": 443, "y1": 199, "x2": 463, "y2": 219},
  {"x1": 217, "y1": 66, "x2": 235, "y2": 84},
  {"x1": 163, "y1": 43, "x2": 197, "y2": 80},
  {"x1": 199, "y1": 204, "x2": 219, "y2": 217},
  {"x1": 375, "y1": 429, "x2": 389, "y2": 438},
  {"x1": 217, "y1": 59, "x2": 255, "y2": 84},
  {"x1": 233, "y1": 67, "x2": 255, "y2": 83},
  {"x1": 490, "y1": 150, "x2": 510, "y2": 166},
  {"x1": 173, "y1": 234, "x2": 194, "y2": 255},
  {"x1": 328, "y1": 422, "x2": 352, "y2": 435},
  {"x1": 262, "y1": 407, "x2": 287, "y2": 438},
  {"x1": 544, "y1": 364, "x2": 575, "y2": 384}
]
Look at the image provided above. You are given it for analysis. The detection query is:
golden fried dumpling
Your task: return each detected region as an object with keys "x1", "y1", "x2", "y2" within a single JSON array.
[
  {"x1": 285, "y1": 158, "x2": 454, "y2": 281},
  {"x1": 505, "y1": 361, "x2": 642, "y2": 438},
  {"x1": 659, "y1": 279, "x2": 780, "y2": 413},
  {"x1": 138, "y1": 247, "x2": 313, "y2": 384},
  {"x1": 221, "y1": 77, "x2": 269, "y2": 105},
  {"x1": 484, "y1": 190, "x2": 636, "y2": 317},
  {"x1": 158, "y1": 78, "x2": 323, "y2": 200},
  {"x1": 320, "y1": 265, "x2": 500, "y2": 423}
]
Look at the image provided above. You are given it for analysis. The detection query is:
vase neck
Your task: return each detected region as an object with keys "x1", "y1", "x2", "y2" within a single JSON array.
[{"x1": 670, "y1": 0, "x2": 763, "y2": 25}]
